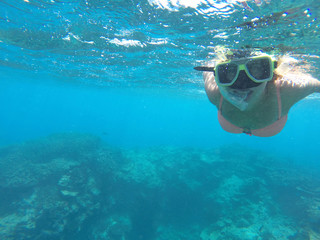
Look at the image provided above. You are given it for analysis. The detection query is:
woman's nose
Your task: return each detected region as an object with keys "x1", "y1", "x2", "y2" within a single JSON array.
[{"x1": 230, "y1": 70, "x2": 261, "y2": 89}]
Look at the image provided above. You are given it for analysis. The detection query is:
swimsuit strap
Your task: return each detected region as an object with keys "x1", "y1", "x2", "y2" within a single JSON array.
[
  {"x1": 276, "y1": 83, "x2": 282, "y2": 120},
  {"x1": 219, "y1": 95, "x2": 223, "y2": 111}
]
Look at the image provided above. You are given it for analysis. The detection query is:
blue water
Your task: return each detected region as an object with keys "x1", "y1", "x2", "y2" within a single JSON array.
[{"x1": 1, "y1": 0, "x2": 320, "y2": 239}]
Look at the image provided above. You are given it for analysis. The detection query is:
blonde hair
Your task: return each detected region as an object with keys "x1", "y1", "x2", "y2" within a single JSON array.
[{"x1": 274, "y1": 54, "x2": 314, "y2": 78}]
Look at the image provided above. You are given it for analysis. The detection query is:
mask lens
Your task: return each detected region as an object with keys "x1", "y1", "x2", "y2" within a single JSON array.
[
  {"x1": 246, "y1": 58, "x2": 271, "y2": 81},
  {"x1": 217, "y1": 63, "x2": 238, "y2": 84}
]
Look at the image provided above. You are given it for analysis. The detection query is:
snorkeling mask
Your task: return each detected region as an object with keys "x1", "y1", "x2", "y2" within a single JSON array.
[{"x1": 195, "y1": 55, "x2": 277, "y2": 88}]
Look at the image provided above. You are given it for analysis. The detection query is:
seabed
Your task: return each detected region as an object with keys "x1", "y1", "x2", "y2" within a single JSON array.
[{"x1": 0, "y1": 133, "x2": 319, "y2": 240}]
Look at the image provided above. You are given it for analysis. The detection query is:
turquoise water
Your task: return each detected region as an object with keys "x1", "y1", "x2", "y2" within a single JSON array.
[{"x1": 1, "y1": 0, "x2": 320, "y2": 239}]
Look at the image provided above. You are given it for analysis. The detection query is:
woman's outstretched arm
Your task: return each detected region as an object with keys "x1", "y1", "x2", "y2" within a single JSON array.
[{"x1": 278, "y1": 73, "x2": 320, "y2": 112}]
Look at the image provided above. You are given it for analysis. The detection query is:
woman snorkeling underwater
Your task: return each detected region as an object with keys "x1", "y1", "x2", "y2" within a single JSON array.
[{"x1": 195, "y1": 48, "x2": 320, "y2": 137}]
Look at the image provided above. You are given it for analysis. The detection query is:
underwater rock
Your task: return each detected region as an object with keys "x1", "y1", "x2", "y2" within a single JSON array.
[
  {"x1": 107, "y1": 215, "x2": 131, "y2": 239},
  {"x1": 91, "y1": 215, "x2": 132, "y2": 240},
  {"x1": 0, "y1": 157, "x2": 80, "y2": 189},
  {"x1": 0, "y1": 133, "x2": 108, "y2": 239},
  {"x1": 61, "y1": 190, "x2": 79, "y2": 197},
  {"x1": 117, "y1": 154, "x2": 162, "y2": 188}
]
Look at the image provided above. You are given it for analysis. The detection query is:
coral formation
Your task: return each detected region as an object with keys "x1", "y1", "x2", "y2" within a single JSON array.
[{"x1": 0, "y1": 134, "x2": 319, "y2": 240}]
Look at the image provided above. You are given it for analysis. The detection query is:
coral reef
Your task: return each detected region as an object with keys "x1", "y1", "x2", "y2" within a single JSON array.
[{"x1": 0, "y1": 134, "x2": 319, "y2": 240}]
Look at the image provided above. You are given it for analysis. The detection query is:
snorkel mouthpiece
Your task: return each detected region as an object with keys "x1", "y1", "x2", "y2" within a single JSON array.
[
  {"x1": 220, "y1": 87, "x2": 250, "y2": 111},
  {"x1": 219, "y1": 82, "x2": 267, "y2": 111}
]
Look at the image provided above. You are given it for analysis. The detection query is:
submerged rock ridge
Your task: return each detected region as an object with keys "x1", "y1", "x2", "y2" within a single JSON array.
[{"x1": 0, "y1": 133, "x2": 319, "y2": 240}]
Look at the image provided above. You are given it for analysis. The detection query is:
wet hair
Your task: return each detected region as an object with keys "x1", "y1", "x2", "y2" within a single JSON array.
[
  {"x1": 211, "y1": 46, "x2": 265, "y2": 64},
  {"x1": 225, "y1": 48, "x2": 264, "y2": 60},
  {"x1": 274, "y1": 54, "x2": 314, "y2": 78}
]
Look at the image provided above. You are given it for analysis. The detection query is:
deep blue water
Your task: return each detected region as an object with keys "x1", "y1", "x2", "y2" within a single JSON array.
[
  {"x1": 1, "y1": 62, "x2": 320, "y2": 163},
  {"x1": 1, "y1": 0, "x2": 320, "y2": 239}
]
